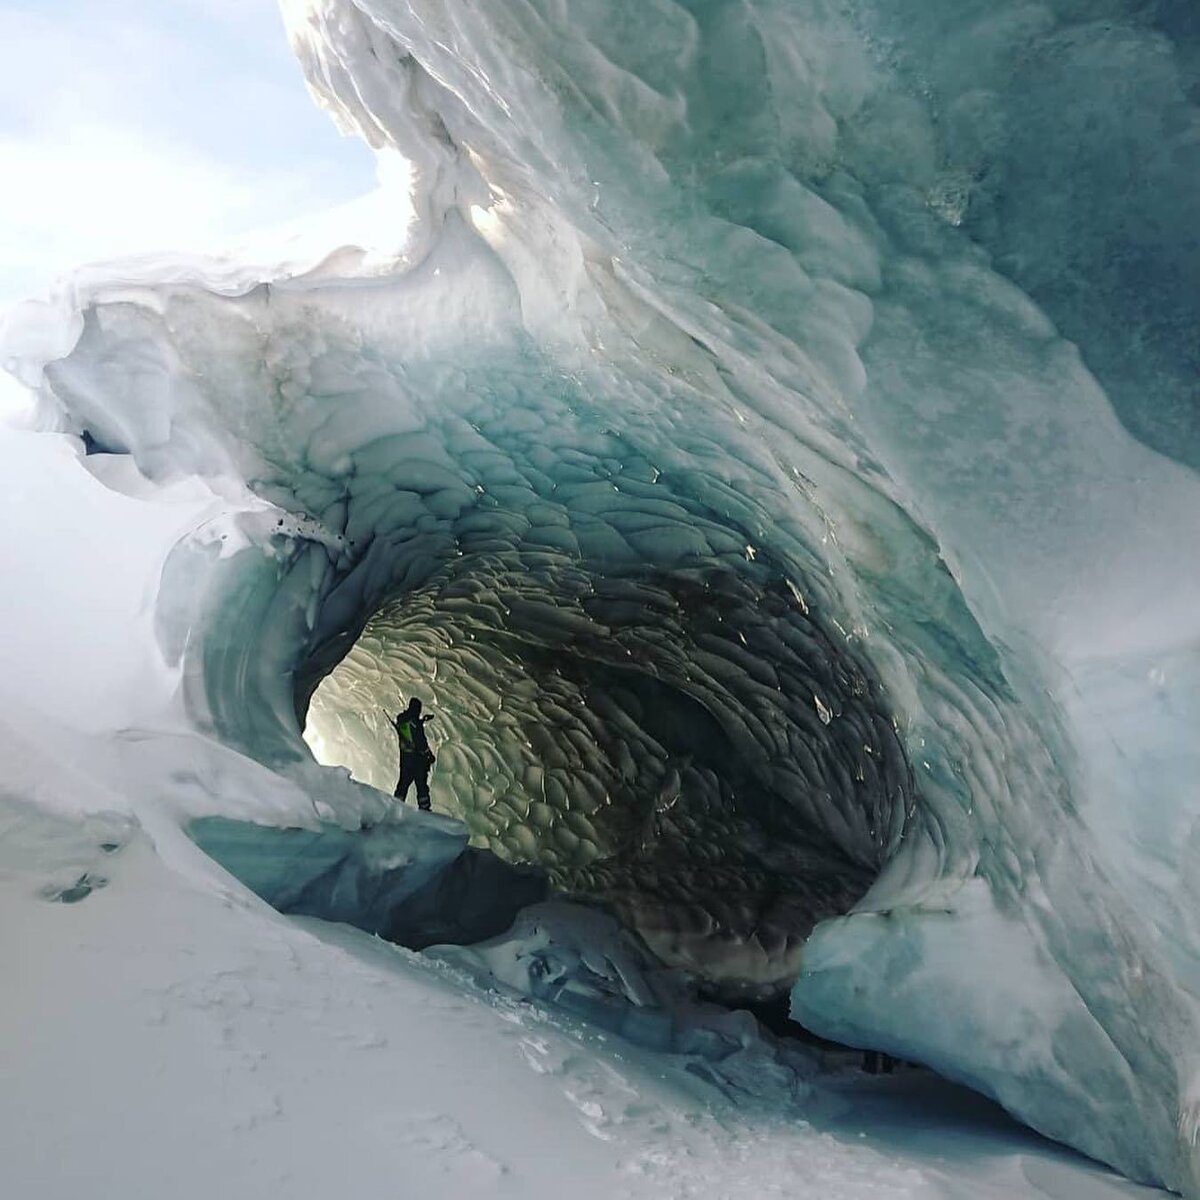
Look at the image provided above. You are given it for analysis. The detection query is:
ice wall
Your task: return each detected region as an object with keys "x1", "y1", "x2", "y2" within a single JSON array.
[{"x1": 3, "y1": 0, "x2": 1199, "y2": 1192}]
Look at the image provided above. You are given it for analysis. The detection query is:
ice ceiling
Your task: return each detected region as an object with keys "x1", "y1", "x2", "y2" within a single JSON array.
[{"x1": 5, "y1": 0, "x2": 1200, "y2": 1193}]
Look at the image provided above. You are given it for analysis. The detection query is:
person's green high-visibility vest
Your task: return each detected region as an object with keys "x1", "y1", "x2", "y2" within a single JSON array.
[{"x1": 396, "y1": 717, "x2": 417, "y2": 754}]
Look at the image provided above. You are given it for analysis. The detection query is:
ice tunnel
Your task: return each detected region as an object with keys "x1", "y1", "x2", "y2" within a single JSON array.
[
  {"x1": 304, "y1": 462, "x2": 912, "y2": 996},
  {"x1": 4, "y1": 0, "x2": 1200, "y2": 1195}
]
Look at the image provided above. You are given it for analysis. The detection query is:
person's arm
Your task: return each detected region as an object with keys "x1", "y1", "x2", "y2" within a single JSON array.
[{"x1": 416, "y1": 719, "x2": 435, "y2": 760}]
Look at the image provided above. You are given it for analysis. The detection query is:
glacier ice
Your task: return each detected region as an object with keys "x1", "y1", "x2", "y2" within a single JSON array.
[{"x1": 2, "y1": 0, "x2": 1199, "y2": 1194}]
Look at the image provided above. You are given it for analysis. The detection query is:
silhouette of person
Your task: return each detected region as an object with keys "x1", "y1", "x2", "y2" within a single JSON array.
[{"x1": 390, "y1": 697, "x2": 435, "y2": 811}]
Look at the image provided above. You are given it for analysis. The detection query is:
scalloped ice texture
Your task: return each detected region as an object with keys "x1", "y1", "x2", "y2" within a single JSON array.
[{"x1": 2, "y1": 0, "x2": 1200, "y2": 1193}]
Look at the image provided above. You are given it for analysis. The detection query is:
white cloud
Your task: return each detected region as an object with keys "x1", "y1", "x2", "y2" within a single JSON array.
[
  {"x1": 0, "y1": 122, "x2": 329, "y2": 285},
  {"x1": 0, "y1": 0, "x2": 377, "y2": 305}
]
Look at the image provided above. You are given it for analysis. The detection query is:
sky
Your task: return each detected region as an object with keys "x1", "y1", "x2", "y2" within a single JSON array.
[{"x1": 0, "y1": 0, "x2": 378, "y2": 306}]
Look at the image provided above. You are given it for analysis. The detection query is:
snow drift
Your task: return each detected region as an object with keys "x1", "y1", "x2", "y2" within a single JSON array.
[{"x1": 3, "y1": 0, "x2": 1199, "y2": 1193}]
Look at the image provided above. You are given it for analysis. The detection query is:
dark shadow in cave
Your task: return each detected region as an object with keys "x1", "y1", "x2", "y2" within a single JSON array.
[
  {"x1": 187, "y1": 810, "x2": 888, "y2": 1071},
  {"x1": 189, "y1": 816, "x2": 550, "y2": 950}
]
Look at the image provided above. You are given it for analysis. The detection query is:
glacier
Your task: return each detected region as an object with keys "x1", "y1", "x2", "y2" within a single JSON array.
[{"x1": 2, "y1": 0, "x2": 1199, "y2": 1195}]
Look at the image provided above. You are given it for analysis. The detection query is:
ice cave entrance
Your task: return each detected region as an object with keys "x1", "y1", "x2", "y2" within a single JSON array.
[{"x1": 297, "y1": 549, "x2": 915, "y2": 1006}]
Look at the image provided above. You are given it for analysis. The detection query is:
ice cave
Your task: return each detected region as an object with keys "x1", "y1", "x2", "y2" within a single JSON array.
[{"x1": 3, "y1": 1, "x2": 1200, "y2": 1197}]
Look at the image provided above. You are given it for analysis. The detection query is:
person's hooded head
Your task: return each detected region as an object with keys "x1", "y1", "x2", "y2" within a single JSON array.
[{"x1": 404, "y1": 697, "x2": 422, "y2": 717}]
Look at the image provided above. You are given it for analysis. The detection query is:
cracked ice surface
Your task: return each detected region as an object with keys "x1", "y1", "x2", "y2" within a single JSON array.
[{"x1": 2, "y1": 0, "x2": 1200, "y2": 1194}]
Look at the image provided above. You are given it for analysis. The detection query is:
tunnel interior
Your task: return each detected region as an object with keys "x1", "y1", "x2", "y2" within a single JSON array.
[{"x1": 297, "y1": 460, "x2": 916, "y2": 1003}]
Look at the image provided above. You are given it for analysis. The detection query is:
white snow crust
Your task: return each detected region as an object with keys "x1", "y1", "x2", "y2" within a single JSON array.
[{"x1": 2, "y1": 0, "x2": 1199, "y2": 1196}]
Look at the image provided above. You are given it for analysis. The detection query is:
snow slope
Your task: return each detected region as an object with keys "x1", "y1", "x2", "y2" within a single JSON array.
[{"x1": 0, "y1": 789, "x2": 1165, "y2": 1200}]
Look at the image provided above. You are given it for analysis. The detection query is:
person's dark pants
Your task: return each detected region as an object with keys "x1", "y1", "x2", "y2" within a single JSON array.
[{"x1": 395, "y1": 755, "x2": 431, "y2": 810}]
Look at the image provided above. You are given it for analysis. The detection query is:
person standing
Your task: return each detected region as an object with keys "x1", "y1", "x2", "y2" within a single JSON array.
[{"x1": 390, "y1": 698, "x2": 436, "y2": 812}]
